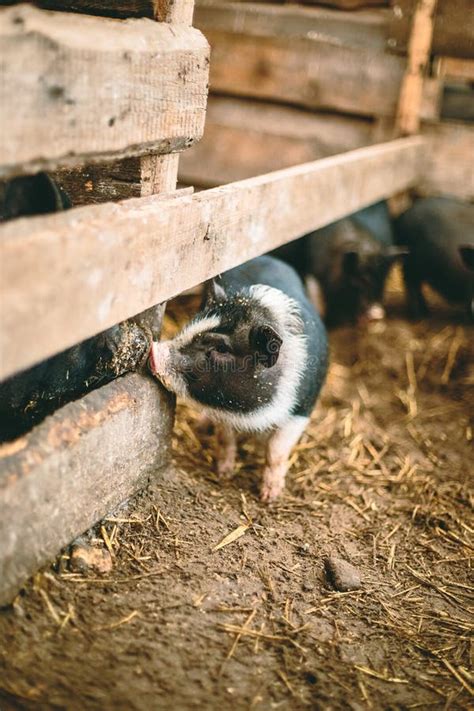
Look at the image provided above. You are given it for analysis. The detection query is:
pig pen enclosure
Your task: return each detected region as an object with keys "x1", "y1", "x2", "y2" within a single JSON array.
[{"x1": 0, "y1": 0, "x2": 473, "y2": 709}]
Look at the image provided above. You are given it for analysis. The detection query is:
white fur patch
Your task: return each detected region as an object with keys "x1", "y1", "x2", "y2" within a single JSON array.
[{"x1": 174, "y1": 314, "x2": 221, "y2": 348}]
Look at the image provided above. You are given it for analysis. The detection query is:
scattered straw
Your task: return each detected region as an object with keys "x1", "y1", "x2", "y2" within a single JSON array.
[
  {"x1": 354, "y1": 665, "x2": 408, "y2": 684},
  {"x1": 94, "y1": 610, "x2": 140, "y2": 631},
  {"x1": 212, "y1": 523, "x2": 249, "y2": 552}
]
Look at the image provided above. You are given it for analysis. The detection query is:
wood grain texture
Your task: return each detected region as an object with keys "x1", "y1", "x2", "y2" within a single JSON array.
[
  {"x1": 374, "y1": 118, "x2": 474, "y2": 200},
  {"x1": 195, "y1": 1, "x2": 390, "y2": 50},
  {"x1": 434, "y1": 56, "x2": 474, "y2": 82},
  {"x1": 179, "y1": 96, "x2": 375, "y2": 187},
  {"x1": 197, "y1": 0, "x2": 390, "y2": 12},
  {"x1": 193, "y1": 3, "x2": 404, "y2": 117},
  {"x1": 0, "y1": 4, "x2": 209, "y2": 178},
  {"x1": 300, "y1": 0, "x2": 389, "y2": 6},
  {"x1": 394, "y1": 0, "x2": 437, "y2": 136},
  {"x1": 9, "y1": 0, "x2": 194, "y2": 22},
  {"x1": 419, "y1": 121, "x2": 474, "y2": 200},
  {"x1": 0, "y1": 137, "x2": 425, "y2": 379},
  {"x1": 0, "y1": 373, "x2": 174, "y2": 606},
  {"x1": 387, "y1": 0, "x2": 474, "y2": 59}
]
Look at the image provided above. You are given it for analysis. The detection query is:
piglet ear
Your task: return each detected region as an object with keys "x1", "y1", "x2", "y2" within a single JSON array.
[
  {"x1": 459, "y1": 245, "x2": 474, "y2": 271},
  {"x1": 203, "y1": 278, "x2": 226, "y2": 306},
  {"x1": 251, "y1": 324, "x2": 283, "y2": 368},
  {"x1": 342, "y1": 250, "x2": 359, "y2": 275}
]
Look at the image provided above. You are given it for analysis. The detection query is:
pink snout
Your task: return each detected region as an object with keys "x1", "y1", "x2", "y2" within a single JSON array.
[
  {"x1": 365, "y1": 303, "x2": 385, "y2": 321},
  {"x1": 149, "y1": 341, "x2": 172, "y2": 380}
]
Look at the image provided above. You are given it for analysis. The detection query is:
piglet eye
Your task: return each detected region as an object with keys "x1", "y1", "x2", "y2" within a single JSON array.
[
  {"x1": 208, "y1": 345, "x2": 233, "y2": 366},
  {"x1": 214, "y1": 342, "x2": 230, "y2": 354}
]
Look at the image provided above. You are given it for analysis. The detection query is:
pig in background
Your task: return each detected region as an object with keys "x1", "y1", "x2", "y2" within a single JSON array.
[
  {"x1": 0, "y1": 173, "x2": 157, "y2": 442},
  {"x1": 394, "y1": 197, "x2": 474, "y2": 319},
  {"x1": 1, "y1": 171, "x2": 72, "y2": 220},
  {"x1": 273, "y1": 201, "x2": 406, "y2": 327},
  {"x1": 149, "y1": 255, "x2": 328, "y2": 502}
]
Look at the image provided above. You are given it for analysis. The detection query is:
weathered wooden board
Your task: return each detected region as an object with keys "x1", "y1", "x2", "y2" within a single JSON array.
[
  {"x1": 374, "y1": 119, "x2": 474, "y2": 200},
  {"x1": 3, "y1": 0, "x2": 195, "y2": 22},
  {"x1": 204, "y1": 30, "x2": 403, "y2": 118},
  {"x1": 192, "y1": 3, "x2": 403, "y2": 117},
  {"x1": 301, "y1": 0, "x2": 389, "y2": 6},
  {"x1": 0, "y1": 373, "x2": 174, "y2": 606},
  {"x1": 53, "y1": 160, "x2": 142, "y2": 205},
  {"x1": 0, "y1": 4, "x2": 209, "y2": 178},
  {"x1": 0, "y1": 137, "x2": 425, "y2": 380},
  {"x1": 203, "y1": 0, "x2": 390, "y2": 8},
  {"x1": 434, "y1": 56, "x2": 474, "y2": 82},
  {"x1": 419, "y1": 121, "x2": 474, "y2": 200},
  {"x1": 179, "y1": 97, "x2": 375, "y2": 187},
  {"x1": 387, "y1": 0, "x2": 474, "y2": 59},
  {"x1": 195, "y1": 1, "x2": 390, "y2": 50}
]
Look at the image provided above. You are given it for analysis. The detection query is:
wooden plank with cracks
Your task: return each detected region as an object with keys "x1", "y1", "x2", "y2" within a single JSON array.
[
  {"x1": 0, "y1": 373, "x2": 175, "y2": 606},
  {"x1": 192, "y1": 2, "x2": 404, "y2": 118},
  {"x1": 179, "y1": 96, "x2": 376, "y2": 188},
  {"x1": 0, "y1": 4, "x2": 209, "y2": 178},
  {"x1": 0, "y1": 137, "x2": 425, "y2": 380}
]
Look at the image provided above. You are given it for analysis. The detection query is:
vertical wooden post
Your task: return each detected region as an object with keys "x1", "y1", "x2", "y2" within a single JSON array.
[
  {"x1": 395, "y1": 0, "x2": 438, "y2": 136},
  {"x1": 140, "y1": 0, "x2": 195, "y2": 197},
  {"x1": 138, "y1": 0, "x2": 196, "y2": 332}
]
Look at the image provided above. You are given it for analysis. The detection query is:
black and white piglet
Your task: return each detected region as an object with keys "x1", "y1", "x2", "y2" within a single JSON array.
[
  {"x1": 394, "y1": 197, "x2": 474, "y2": 318},
  {"x1": 149, "y1": 255, "x2": 328, "y2": 501}
]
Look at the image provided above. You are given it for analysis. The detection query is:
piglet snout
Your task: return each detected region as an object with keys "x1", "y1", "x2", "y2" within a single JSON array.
[
  {"x1": 365, "y1": 303, "x2": 385, "y2": 321},
  {"x1": 148, "y1": 341, "x2": 172, "y2": 379}
]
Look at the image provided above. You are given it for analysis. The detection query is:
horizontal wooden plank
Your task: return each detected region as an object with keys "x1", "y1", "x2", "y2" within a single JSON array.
[
  {"x1": 193, "y1": 3, "x2": 403, "y2": 118},
  {"x1": 200, "y1": 0, "x2": 389, "y2": 6},
  {"x1": 53, "y1": 159, "x2": 143, "y2": 205},
  {"x1": 387, "y1": 0, "x2": 474, "y2": 59},
  {"x1": 419, "y1": 121, "x2": 474, "y2": 201},
  {"x1": 0, "y1": 373, "x2": 174, "y2": 606},
  {"x1": 434, "y1": 56, "x2": 474, "y2": 82},
  {"x1": 195, "y1": 1, "x2": 390, "y2": 50},
  {"x1": 374, "y1": 119, "x2": 474, "y2": 201},
  {"x1": 0, "y1": 5, "x2": 209, "y2": 178},
  {"x1": 19, "y1": 0, "x2": 195, "y2": 23},
  {"x1": 179, "y1": 96, "x2": 375, "y2": 187},
  {"x1": 0, "y1": 137, "x2": 425, "y2": 380}
]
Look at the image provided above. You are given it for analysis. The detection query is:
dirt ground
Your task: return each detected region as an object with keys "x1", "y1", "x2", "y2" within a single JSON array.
[{"x1": 1, "y1": 275, "x2": 473, "y2": 711}]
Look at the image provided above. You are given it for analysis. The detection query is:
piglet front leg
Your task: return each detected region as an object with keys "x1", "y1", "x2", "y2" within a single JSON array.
[
  {"x1": 261, "y1": 416, "x2": 309, "y2": 502},
  {"x1": 215, "y1": 423, "x2": 237, "y2": 478}
]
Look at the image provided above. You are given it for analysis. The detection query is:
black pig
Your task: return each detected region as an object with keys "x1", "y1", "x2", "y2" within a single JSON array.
[
  {"x1": 149, "y1": 255, "x2": 328, "y2": 502},
  {"x1": 0, "y1": 173, "x2": 153, "y2": 442},
  {"x1": 394, "y1": 197, "x2": 474, "y2": 318},
  {"x1": 1, "y1": 171, "x2": 71, "y2": 218},
  {"x1": 273, "y1": 202, "x2": 405, "y2": 326}
]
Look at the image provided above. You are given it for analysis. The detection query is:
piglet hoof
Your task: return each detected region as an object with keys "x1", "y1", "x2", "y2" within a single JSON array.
[
  {"x1": 216, "y1": 456, "x2": 235, "y2": 479},
  {"x1": 195, "y1": 412, "x2": 214, "y2": 435},
  {"x1": 260, "y1": 474, "x2": 284, "y2": 503}
]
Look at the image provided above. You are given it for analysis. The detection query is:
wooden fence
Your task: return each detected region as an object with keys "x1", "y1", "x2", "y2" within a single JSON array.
[{"x1": 0, "y1": 0, "x2": 452, "y2": 604}]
